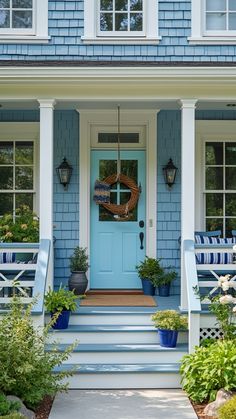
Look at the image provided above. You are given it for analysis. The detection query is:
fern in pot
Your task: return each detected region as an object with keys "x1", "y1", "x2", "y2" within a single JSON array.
[{"x1": 68, "y1": 246, "x2": 89, "y2": 295}]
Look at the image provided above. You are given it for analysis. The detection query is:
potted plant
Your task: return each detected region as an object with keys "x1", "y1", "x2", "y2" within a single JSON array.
[
  {"x1": 151, "y1": 309, "x2": 188, "y2": 348},
  {"x1": 45, "y1": 286, "x2": 77, "y2": 329},
  {"x1": 68, "y1": 246, "x2": 89, "y2": 295},
  {"x1": 136, "y1": 257, "x2": 163, "y2": 295},
  {"x1": 154, "y1": 267, "x2": 177, "y2": 297}
]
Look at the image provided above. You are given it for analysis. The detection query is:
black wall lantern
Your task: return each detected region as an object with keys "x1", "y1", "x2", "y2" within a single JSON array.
[
  {"x1": 163, "y1": 158, "x2": 178, "y2": 189},
  {"x1": 56, "y1": 157, "x2": 73, "y2": 190}
]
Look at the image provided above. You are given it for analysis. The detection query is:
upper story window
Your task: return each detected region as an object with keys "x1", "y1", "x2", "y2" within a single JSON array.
[
  {"x1": 0, "y1": 0, "x2": 49, "y2": 43},
  {"x1": 82, "y1": 0, "x2": 160, "y2": 44},
  {"x1": 189, "y1": 0, "x2": 236, "y2": 44}
]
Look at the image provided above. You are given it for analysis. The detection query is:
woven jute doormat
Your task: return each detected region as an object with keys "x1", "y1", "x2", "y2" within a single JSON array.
[{"x1": 80, "y1": 294, "x2": 157, "y2": 307}]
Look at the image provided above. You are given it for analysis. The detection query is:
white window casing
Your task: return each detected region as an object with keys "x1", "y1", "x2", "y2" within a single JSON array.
[
  {"x1": 0, "y1": 0, "x2": 49, "y2": 43},
  {"x1": 82, "y1": 0, "x2": 160, "y2": 44},
  {"x1": 189, "y1": 0, "x2": 236, "y2": 44}
]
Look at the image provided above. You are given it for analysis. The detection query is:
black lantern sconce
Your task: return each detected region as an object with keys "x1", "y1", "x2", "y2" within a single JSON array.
[
  {"x1": 56, "y1": 157, "x2": 73, "y2": 190},
  {"x1": 163, "y1": 158, "x2": 178, "y2": 189}
]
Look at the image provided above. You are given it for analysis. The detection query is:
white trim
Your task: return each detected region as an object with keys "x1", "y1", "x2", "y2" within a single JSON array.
[
  {"x1": 195, "y1": 120, "x2": 236, "y2": 233},
  {"x1": 79, "y1": 109, "x2": 158, "y2": 288},
  {"x1": 188, "y1": 36, "x2": 236, "y2": 44},
  {"x1": 82, "y1": 0, "x2": 159, "y2": 44},
  {"x1": 0, "y1": 0, "x2": 48, "y2": 42}
]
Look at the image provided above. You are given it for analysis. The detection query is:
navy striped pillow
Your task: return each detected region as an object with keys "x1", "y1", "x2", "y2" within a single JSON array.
[
  {"x1": 0, "y1": 253, "x2": 16, "y2": 264},
  {"x1": 195, "y1": 235, "x2": 236, "y2": 264}
]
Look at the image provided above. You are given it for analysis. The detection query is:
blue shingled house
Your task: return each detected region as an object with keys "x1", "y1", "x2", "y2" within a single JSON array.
[{"x1": 0, "y1": 0, "x2": 236, "y2": 388}]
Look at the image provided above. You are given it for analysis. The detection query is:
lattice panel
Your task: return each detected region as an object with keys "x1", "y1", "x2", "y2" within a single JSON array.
[{"x1": 200, "y1": 328, "x2": 223, "y2": 341}]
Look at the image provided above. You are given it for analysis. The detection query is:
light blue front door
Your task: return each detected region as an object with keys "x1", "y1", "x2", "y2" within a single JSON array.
[{"x1": 90, "y1": 150, "x2": 146, "y2": 289}]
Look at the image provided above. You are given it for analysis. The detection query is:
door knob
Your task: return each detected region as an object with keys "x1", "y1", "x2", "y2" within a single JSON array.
[{"x1": 139, "y1": 232, "x2": 144, "y2": 250}]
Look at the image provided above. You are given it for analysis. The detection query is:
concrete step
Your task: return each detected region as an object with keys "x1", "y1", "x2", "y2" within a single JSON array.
[
  {"x1": 54, "y1": 363, "x2": 181, "y2": 389},
  {"x1": 46, "y1": 342, "x2": 188, "y2": 364},
  {"x1": 48, "y1": 325, "x2": 188, "y2": 344}
]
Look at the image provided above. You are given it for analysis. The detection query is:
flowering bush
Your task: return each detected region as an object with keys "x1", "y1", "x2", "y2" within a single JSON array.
[{"x1": 0, "y1": 206, "x2": 39, "y2": 243}]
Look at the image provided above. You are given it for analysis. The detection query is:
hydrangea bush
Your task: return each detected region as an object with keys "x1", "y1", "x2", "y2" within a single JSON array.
[{"x1": 0, "y1": 206, "x2": 39, "y2": 243}]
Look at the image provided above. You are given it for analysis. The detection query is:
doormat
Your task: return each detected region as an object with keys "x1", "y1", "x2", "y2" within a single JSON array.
[{"x1": 80, "y1": 294, "x2": 157, "y2": 307}]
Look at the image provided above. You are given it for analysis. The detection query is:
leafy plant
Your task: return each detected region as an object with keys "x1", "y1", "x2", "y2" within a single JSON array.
[
  {"x1": 151, "y1": 310, "x2": 188, "y2": 331},
  {"x1": 0, "y1": 394, "x2": 20, "y2": 416},
  {"x1": 218, "y1": 394, "x2": 236, "y2": 419},
  {"x1": 69, "y1": 246, "x2": 89, "y2": 272},
  {"x1": 153, "y1": 268, "x2": 177, "y2": 287},
  {"x1": 180, "y1": 339, "x2": 236, "y2": 403},
  {"x1": 136, "y1": 257, "x2": 163, "y2": 285},
  {"x1": 0, "y1": 296, "x2": 76, "y2": 408},
  {"x1": 0, "y1": 414, "x2": 26, "y2": 419},
  {"x1": 44, "y1": 286, "x2": 77, "y2": 313},
  {"x1": 0, "y1": 206, "x2": 39, "y2": 243}
]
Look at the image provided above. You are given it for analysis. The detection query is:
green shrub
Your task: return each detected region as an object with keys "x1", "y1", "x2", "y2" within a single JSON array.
[
  {"x1": 69, "y1": 246, "x2": 89, "y2": 272},
  {"x1": 0, "y1": 394, "x2": 20, "y2": 416},
  {"x1": 0, "y1": 205, "x2": 39, "y2": 243},
  {"x1": 218, "y1": 395, "x2": 236, "y2": 419},
  {"x1": 151, "y1": 310, "x2": 188, "y2": 331},
  {"x1": 0, "y1": 296, "x2": 76, "y2": 409},
  {"x1": 136, "y1": 257, "x2": 163, "y2": 285},
  {"x1": 180, "y1": 339, "x2": 236, "y2": 403},
  {"x1": 45, "y1": 287, "x2": 77, "y2": 313},
  {"x1": 0, "y1": 414, "x2": 26, "y2": 419}
]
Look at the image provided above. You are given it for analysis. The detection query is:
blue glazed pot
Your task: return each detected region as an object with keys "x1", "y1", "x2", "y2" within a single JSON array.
[
  {"x1": 51, "y1": 310, "x2": 71, "y2": 330},
  {"x1": 141, "y1": 279, "x2": 155, "y2": 295},
  {"x1": 158, "y1": 284, "x2": 170, "y2": 297},
  {"x1": 158, "y1": 329, "x2": 178, "y2": 348}
]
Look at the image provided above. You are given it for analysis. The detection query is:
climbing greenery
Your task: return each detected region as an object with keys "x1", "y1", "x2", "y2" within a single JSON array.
[
  {"x1": 180, "y1": 340, "x2": 236, "y2": 403},
  {"x1": 0, "y1": 296, "x2": 76, "y2": 409}
]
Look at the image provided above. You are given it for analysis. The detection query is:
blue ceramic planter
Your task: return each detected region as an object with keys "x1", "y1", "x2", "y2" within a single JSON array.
[
  {"x1": 141, "y1": 279, "x2": 155, "y2": 295},
  {"x1": 158, "y1": 329, "x2": 178, "y2": 348},
  {"x1": 158, "y1": 284, "x2": 170, "y2": 297},
  {"x1": 51, "y1": 310, "x2": 71, "y2": 330}
]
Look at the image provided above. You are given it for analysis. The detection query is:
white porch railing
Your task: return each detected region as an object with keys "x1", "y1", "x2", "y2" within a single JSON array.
[
  {"x1": 0, "y1": 239, "x2": 50, "y2": 314},
  {"x1": 183, "y1": 240, "x2": 236, "y2": 353}
]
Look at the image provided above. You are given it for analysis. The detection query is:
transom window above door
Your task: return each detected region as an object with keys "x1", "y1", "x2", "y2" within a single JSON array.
[{"x1": 82, "y1": 0, "x2": 160, "y2": 44}]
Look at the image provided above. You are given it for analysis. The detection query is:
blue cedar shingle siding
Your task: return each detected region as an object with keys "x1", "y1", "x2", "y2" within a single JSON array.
[
  {"x1": 0, "y1": 1, "x2": 236, "y2": 62},
  {"x1": 1, "y1": 109, "x2": 236, "y2": 291}
]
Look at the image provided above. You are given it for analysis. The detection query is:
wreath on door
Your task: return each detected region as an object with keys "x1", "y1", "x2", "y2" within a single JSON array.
[{"x1": 93, "y1": 107, "x2": 140, "y2": 219}]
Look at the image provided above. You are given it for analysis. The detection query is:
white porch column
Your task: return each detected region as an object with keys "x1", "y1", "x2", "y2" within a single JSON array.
[
  {"x1": 180, "y1": 99, "x2": 197, "y2": 310},
  {"x1": 38, "y1": 99, "x2": 56, "y2": 290}
]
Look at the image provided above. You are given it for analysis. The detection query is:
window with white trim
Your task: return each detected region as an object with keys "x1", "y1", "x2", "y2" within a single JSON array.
[
  {"x1": 0, "y1": 140, "x2": 36, "y2": 216},
  {"x1": 0, "y1": 0, "x2": 49, "y2": 42},
  {"x1": 82, "y1": 0, "x2": 160, "y2": 44},
  {"x1": 204, "y1": 140, "x2": 236, "y2": 237},
  {"x1": 189, "y1": 0, "x2": 236, "y2": 44}
]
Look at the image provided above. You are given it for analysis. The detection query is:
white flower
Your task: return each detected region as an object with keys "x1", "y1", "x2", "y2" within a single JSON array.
[
  {"x1": 233, "y1": 306, "x2": 236, "y2": 313},
  {"x1": 233, "y1": 245, "x2": 236, "y2": 252},
  {"x1": 222, "y1": 282, "x2": 230, "y2": 292},
  {"x1": 219, "y1": 295, "x2": 235, "y2": 305},
  {"x1": 218, "y1": 275, "x2": 231, "y2": 284}
]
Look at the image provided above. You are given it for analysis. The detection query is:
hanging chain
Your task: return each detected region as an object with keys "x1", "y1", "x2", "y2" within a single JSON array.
[{"x1": 116, "y1": 104, "x2": 121, "y2": 181}]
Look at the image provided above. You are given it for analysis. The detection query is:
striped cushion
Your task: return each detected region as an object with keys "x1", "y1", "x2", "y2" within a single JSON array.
[
  {"x1": 195, "y1": 235, "x2": 236, "y2": 264},
  {"x1": 0, "y1": 252, "x2": 16, "y2": 264}
]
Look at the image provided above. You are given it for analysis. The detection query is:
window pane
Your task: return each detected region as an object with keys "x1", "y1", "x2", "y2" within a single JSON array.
[
  {"x1": 15, "y1": 166, "x2": 33, "y2": 190},
  {"x1": 0, "y1": 0, "x2": 9, "y2": 7},
  {"x1": 229, "y1": 0, "x2": 236, "y2": 11},
  {"x1": 15, "y1": 141, "x2": 33, "y2": 164},
  {"x1": 115, "y1": 13, "x2": 128, "y2": 30},
  {"x1": 130, "y1": 0, "x2": 142, "y2": 11},
  {"x1": 98, "y1": 133, "x2": 139, "y2": 143},
  {"x1": 120, "y1": 192, "x2": 137, "y2": 221},
  {"x1": 100, "y1": 12, "x2": 113, "y2": 31},
  {"x1": 206, "y1": 0, "x2": 226, "y2": 11},
  {"x1": 121, "y1": 160, "x2": 137, "y2": 183},
  {"x1": 99, "y1": 192, "x2": 117, "y2": 221},
  {"x1": 206, "y1": 13, "x2": 226, "y2": 30},
  {"x1": 205, "y1": 167, "x2": 223, "y2": 189},
  {"x1": 130, "y1": 13, "x2": 142, "y2": 30},
  {"x1": 100, "y1": 0, "x2": 113, "y2": 11},
  {"x1": 206, "y1": 218, "x2": 223, "y2": 233},
  {"x1": 12, "y1": 0, "x2": 32, "y2": 7},
  {"x1": 226, "y1": 194, "x2": 236, "y2": 216},
  {"x1": 225, "y1": 142, "x2": 236, "y2": 164},
  {"x1": 0, "y1": 167, "x2": 13, "y2": 189},
  {"x1": 0, "y1": 142, "x2": 13, "y2": 164},
  {"x1": 12, "y1": 10, "x2": 32, "y2": 28},
  {"x1": 205, "y1": 142, "x2": 223, "y2": 165},
  {"x1": 0, "y1": 194, "x2": 13, "y2": 215},
  {"x1": 226, "y1": 218, "x2": 236, "y2": 237},
  {"x1": 115, "y1": 0, "x2": 128, "y2": 11},
  {"x1": 100, "y1": 160, "x2": 117, "y2": 180},
  {"x1": 226, "y1": 167, "x2": 236, "y2": 189},
  {"x1": 206, "y1": 193, "x2": 223, "y2": 216},
  {"x1": 229, "y1": 13, "x2": 236, "y2": 29},
  {"x1": 15, "y1": 193, "x2": 33, "y2": 210}
]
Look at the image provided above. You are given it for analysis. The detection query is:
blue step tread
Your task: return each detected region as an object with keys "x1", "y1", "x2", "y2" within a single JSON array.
[
  {"x1": 46, "y1": 343, "x2": 188, "y2": 352},
  {"x1": 71, "y1": 307, "x2": 158, "y2": 315},
  {"x1": 48, "y1": 325, "x2": 188, "y2": 333},
  {"x1": 54, "y1": 363, "x2": 181, "y2": 374}
]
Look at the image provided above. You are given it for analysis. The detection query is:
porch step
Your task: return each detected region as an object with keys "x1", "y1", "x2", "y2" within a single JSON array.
[
  {"x1": 48, "y1": 324, "x2": 189, "y2": 344},
  {"x1": 46, "y1": 342, "x2": 188, "y2": 364},
  {"x1": 54, "y1": 363, "x2": 181, "y2": 389}
]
